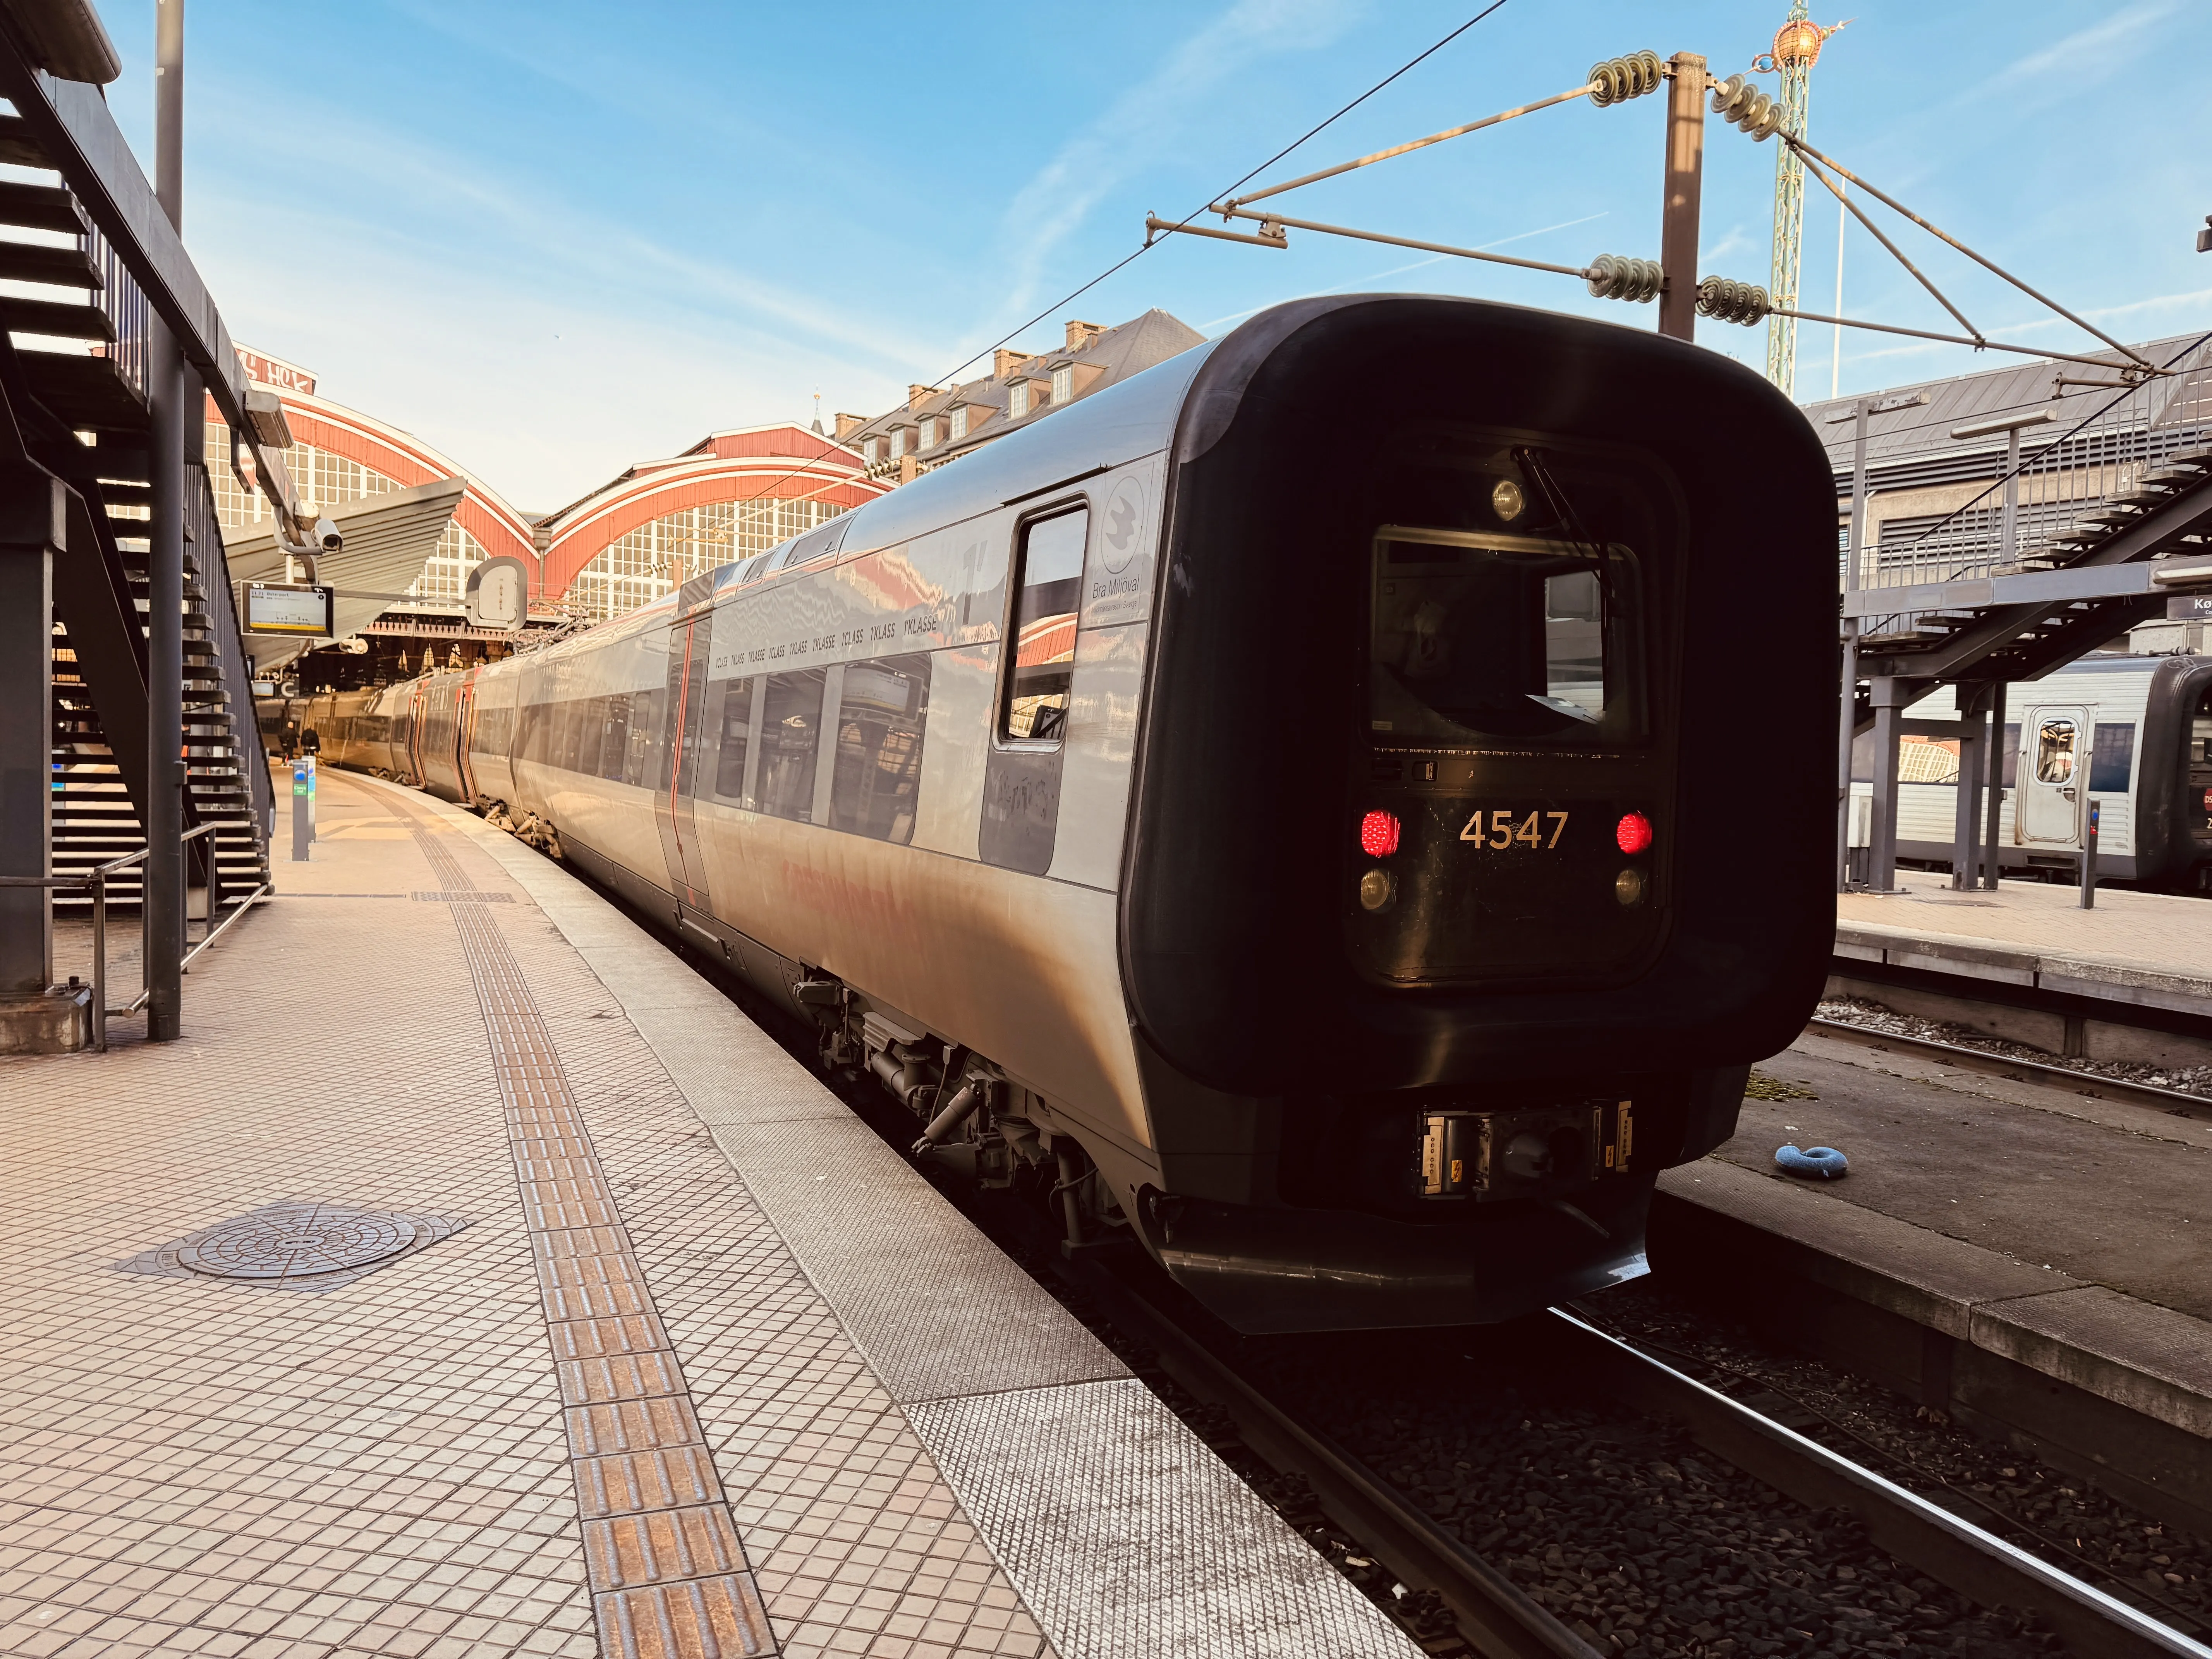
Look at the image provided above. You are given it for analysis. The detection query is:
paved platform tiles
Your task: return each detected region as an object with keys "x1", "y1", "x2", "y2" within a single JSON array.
[
  {"x1": 0, "y1": 764, "x2": 1416, "y2": 1659},
  {"x1": 1834, "y1": 876, "x2": 2212, "y2": 1015},
  {"x1": 1654, "y1": 1028, "x2": 2212, "y2": 1513}
]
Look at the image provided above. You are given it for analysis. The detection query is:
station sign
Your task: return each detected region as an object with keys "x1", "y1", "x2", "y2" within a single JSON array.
[
  {"x1": 2166, "y1": 594, "x2": 2212, "y2": 620},
  {"x1": 244, "y1": 581, "x2": 336, "y2": 636}
]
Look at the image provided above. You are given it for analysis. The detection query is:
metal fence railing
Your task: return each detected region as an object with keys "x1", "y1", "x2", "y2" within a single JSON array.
[
  {"x1": 0, "y1": 824, "x2": 266, "y2": 1051},
  {"x1": 1846, "y1": 336, "x2": 2212, "y2": 605}
]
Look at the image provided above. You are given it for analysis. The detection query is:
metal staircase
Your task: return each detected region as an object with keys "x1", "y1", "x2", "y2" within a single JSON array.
[{"x1": 0, "y1": 135, "x2": 272, "y2": 914}]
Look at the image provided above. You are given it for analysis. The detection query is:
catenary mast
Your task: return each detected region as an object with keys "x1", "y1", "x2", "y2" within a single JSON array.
[{"x1": 1759, "y1": 6, "x2": 1847, "y2": 395}]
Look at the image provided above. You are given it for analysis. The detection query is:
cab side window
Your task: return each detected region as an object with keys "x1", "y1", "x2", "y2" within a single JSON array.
[{"x1": 999, "y1": 507, "x2": 1086, "y2": 744}]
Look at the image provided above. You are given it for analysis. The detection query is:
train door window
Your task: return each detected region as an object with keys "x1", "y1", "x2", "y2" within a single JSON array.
[
  {"x1": 757, "y1": 669, "x2": 826, "y2": 822},
  {"x1": 831, "y1": 655, "x2": 931, "y2": 842},
  {"x1": 2089, "y1": 723, "x2": 2135, "y2": 792},
  {"x1": 2035, "y1": 717, "x2": 2079, "y2": 784},
  {"x1": 2001, "y1": 723, "x2": 2019, "y2": 788},
  {"x1": 713, "y1": 678, "x2": 754, "y2": 802},
  {"x1": 999, "y1": 507, "x2": 1085, "y2": 744}
]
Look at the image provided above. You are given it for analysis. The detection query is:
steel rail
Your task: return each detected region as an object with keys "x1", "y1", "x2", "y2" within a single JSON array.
[
  {"x1": 1803, "y1": 1015, "x2": 2212, "y2": 1119},
  {"x1": 1548, "y1": 1309, "x2": 2212, "y2": 1659},
  {"x1": 1058, "y1": 1251, "x2": 1601, "y2": 1659},
  {"x1": 1060, "y1": 1247, "x2": 2208, "y2": 1659}
]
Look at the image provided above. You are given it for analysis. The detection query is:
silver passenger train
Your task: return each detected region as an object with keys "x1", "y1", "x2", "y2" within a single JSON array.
[{"x1": 267, "y1": 297, "x2": 1841, "y2": 1334}]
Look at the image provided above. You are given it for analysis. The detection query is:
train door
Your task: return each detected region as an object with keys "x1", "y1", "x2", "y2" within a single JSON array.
[
  {"x1": 2018, "y1": 706, "x2": 2087, "y2": 847},
  {"x1": 654, "y1": 614, "x2": 714, "y2": 908},
  {"x1": 454, "y1": 672, "x2": 478, "y2": 802},
  {"x1": 409, "y1": 681, "x2": 432, "y2": 784}
]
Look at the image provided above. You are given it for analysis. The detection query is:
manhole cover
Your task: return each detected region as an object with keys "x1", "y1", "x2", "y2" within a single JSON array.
[
  {"x1": 120, "y1": 1202, "x2": 469, "y2": 1292},
  {"x1": 175, "y1": 1205, "x2": 424, "y2": 1281}
]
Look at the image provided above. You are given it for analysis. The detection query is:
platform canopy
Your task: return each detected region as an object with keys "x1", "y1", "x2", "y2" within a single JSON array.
[{"x1": 223, "y1": 477, "x2": 467, "y2": 667}]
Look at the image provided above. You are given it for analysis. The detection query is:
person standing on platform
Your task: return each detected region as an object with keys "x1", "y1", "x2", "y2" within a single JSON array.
[{"x1": 301, "y1": 726, "x2": 321, "y2": 760}]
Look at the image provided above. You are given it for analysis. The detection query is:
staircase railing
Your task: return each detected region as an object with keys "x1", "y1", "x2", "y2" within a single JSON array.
[
  {"x1": 1852, "y1": 337, "x2": 2212, "y2": 601},
  {"x1": 85, "y1": 222, "x2": 149, "y2": 401},
  {"x1": 189, "y1": 461, "x2": 274, "y2": 845}
]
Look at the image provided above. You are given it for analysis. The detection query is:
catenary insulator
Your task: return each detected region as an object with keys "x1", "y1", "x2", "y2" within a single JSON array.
[
  {"x1": 1695, "y1": 276, "x2": 1773, "y2": 326},
  {"x1": 1710, "y1": 72, "x2": 1786, "y2": 141},
  {"x1": 1586, "y1": 254, "x2": 1664, "y2": 305},
  {"x1": 1587, "y1": 49, "x2": 1664, "y2": 107}
]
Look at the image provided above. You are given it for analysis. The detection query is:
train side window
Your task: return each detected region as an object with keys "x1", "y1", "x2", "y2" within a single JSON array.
[
  {"x1": 999, "y1": 507, "x2": 1086, "y2": 745},
  {"x1": 713, "y1": 678, "x2": 754, "y2": 802},
  {"x1": 625, "y1": 687, "x2": 663, "y2": 786},
  {"x1": 831, "y1": 655, "x2": 930, "y2": 843},
  {"x1": 2088, "y1": 722, "x2": 2135, "y2": 792},
  {"x1": 601, "y1": 694, "x2": 630, "y2": 783},
  {"x1": 2035, "y1": 716, "x2": 2079, "y2": 784},
  {"x1": 757, "y1": 669, "x2": 826, "y2": 822}
]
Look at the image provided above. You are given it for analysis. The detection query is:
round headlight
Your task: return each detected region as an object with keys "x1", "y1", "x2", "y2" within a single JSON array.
[{"x1": 1491, "y1": 477, "x2": 1526, "y2": 522}]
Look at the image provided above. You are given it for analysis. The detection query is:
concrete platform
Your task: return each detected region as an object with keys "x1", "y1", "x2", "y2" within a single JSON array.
[
  {"x1": 0, "y1": 765, "x2": 1415, "y2": 1659},
  {"x1": 1645, "y1": 1027, "x2": 2212, "y2": 1534},
  {"x1": 1831, "y1": 880, "x2": 2212, "y2": 1059}
]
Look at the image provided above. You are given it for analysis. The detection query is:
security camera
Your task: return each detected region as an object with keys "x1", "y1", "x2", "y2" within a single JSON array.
[{"x1": 315, "y1": 516, "x2": 343, "y2": 553}]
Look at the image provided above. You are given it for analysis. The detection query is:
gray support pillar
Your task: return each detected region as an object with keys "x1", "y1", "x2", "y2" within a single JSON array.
[
  {"x1": 146, "y1": 0, "x2": 185, "y2": 1040},
  {"x1": 146, "y1": 321, "x2": 184, "y2": 1039},
  {"x1": 1982, "y1": 682, "x2": 2007, "y2": 889},
  {"x1": 1952, "y1": 694, "x2": 1985, "y2": 891},
  {"x1": 0, "y1": 474, "x2": 65, "y2": 994},
  {"x1": 1868, "y1": 678, "x2": 1906, "y2": 893}
]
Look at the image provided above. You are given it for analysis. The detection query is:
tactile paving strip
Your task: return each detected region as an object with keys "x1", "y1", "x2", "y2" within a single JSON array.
[{"x1": 392, "y1": 798, "x2": 779, "y2": 1658}]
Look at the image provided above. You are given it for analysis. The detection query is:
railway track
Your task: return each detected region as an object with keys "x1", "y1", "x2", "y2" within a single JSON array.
[
  {"x1": 1804, "y1": 1016, "x2": 2212, "y2": 1120},
  {"x1": 1053, "y1": 1249, "x2": 2212, "y2": 1659}
]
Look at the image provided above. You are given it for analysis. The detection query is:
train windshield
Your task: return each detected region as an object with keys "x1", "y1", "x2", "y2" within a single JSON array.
[{"x1": 1369, "y1": 529, "x2": 1642, "y2": 744}]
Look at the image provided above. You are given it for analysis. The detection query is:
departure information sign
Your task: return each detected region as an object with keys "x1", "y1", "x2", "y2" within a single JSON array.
[{"x1": 244, "y1": 582, "x2": 335, "y2": 636}]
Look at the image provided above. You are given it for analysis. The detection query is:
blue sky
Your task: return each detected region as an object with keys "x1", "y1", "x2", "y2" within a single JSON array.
[{"x1": 95, "y1": 0, "x2": 2212, "y2": 509}]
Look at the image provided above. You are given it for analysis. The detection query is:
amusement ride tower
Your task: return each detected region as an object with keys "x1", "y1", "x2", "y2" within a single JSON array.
[{"x1": 1757, "y1": 6, "x2": 1848, "y2": 395}]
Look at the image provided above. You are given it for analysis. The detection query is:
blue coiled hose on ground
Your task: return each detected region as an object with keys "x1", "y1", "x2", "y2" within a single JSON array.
[{"x1": 1776, "y1": 1144, "x2": 1849, "y2": 1179}]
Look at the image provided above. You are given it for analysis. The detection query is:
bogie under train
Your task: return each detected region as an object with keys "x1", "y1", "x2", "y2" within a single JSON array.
[{"x1": 266, "y1": 296, "x2": 1840, "y2": 1334}]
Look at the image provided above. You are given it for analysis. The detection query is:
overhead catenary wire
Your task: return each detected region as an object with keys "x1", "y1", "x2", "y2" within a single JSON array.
[
  {"x1": 1222, "y1": 80, "x2": 1599, "y2": 213},
  {"x1": 1778, "y1": 132, "x2": 2153, "y2": 371},
  {"x1": 1794, "y1": 147, "x2": 1983, "y2": 348},
  {"x1": 653, "y1": 2, "x2": 1517, "y2": 589}
]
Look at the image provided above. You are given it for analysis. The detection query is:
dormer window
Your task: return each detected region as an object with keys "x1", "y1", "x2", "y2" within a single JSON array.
[
  {"x1": 890, "y1": 427, "x2": 907, "y2": 459},
  {"x1": 1051, "y1": 364, "x2": 1072, "y2": 405},
  {"x1": 951, "y1": 405, "x2": 969, "y2": 441},
  {"x1": 1008, "y1": 380, "x2": 1030, "y2": 420},
  {"x1": 918, "y1": 417, "x2": 936, "y2": 452}
]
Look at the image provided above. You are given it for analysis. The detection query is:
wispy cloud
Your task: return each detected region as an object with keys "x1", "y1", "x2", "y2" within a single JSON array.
[
  {"x1": 992, "y1": 0, "x2": 1368, "y2": 324},
  {"x1": 1984, "y1": 1, "x2": 2176, "y2": 90}
]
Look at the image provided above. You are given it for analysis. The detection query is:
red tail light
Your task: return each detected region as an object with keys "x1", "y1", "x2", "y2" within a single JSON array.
[
  {"x1": 1360, "y1": 810, "x2": 1401, "y2": 857},
  {"x1": 1616, "y1": 811, "x2": 1654, "y2": 855}
]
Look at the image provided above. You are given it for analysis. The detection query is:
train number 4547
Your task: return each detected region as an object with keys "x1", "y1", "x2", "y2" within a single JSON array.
[{"x1": 1460, "y1": 809, "x2": 1569, "y2": 850}]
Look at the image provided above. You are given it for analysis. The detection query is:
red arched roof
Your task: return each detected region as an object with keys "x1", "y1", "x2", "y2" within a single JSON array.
[
  {"x1": 536, "y1": 426, "x2": 887, "y2": 600},
  {"x1": 210, "y1": 386, "x2": 537, "y2": 582}
]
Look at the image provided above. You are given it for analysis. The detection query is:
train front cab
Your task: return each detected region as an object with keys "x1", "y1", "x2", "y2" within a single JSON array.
[{"x1": 1118, "y1": 296, "x2": 1840, "y2": 1333}]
